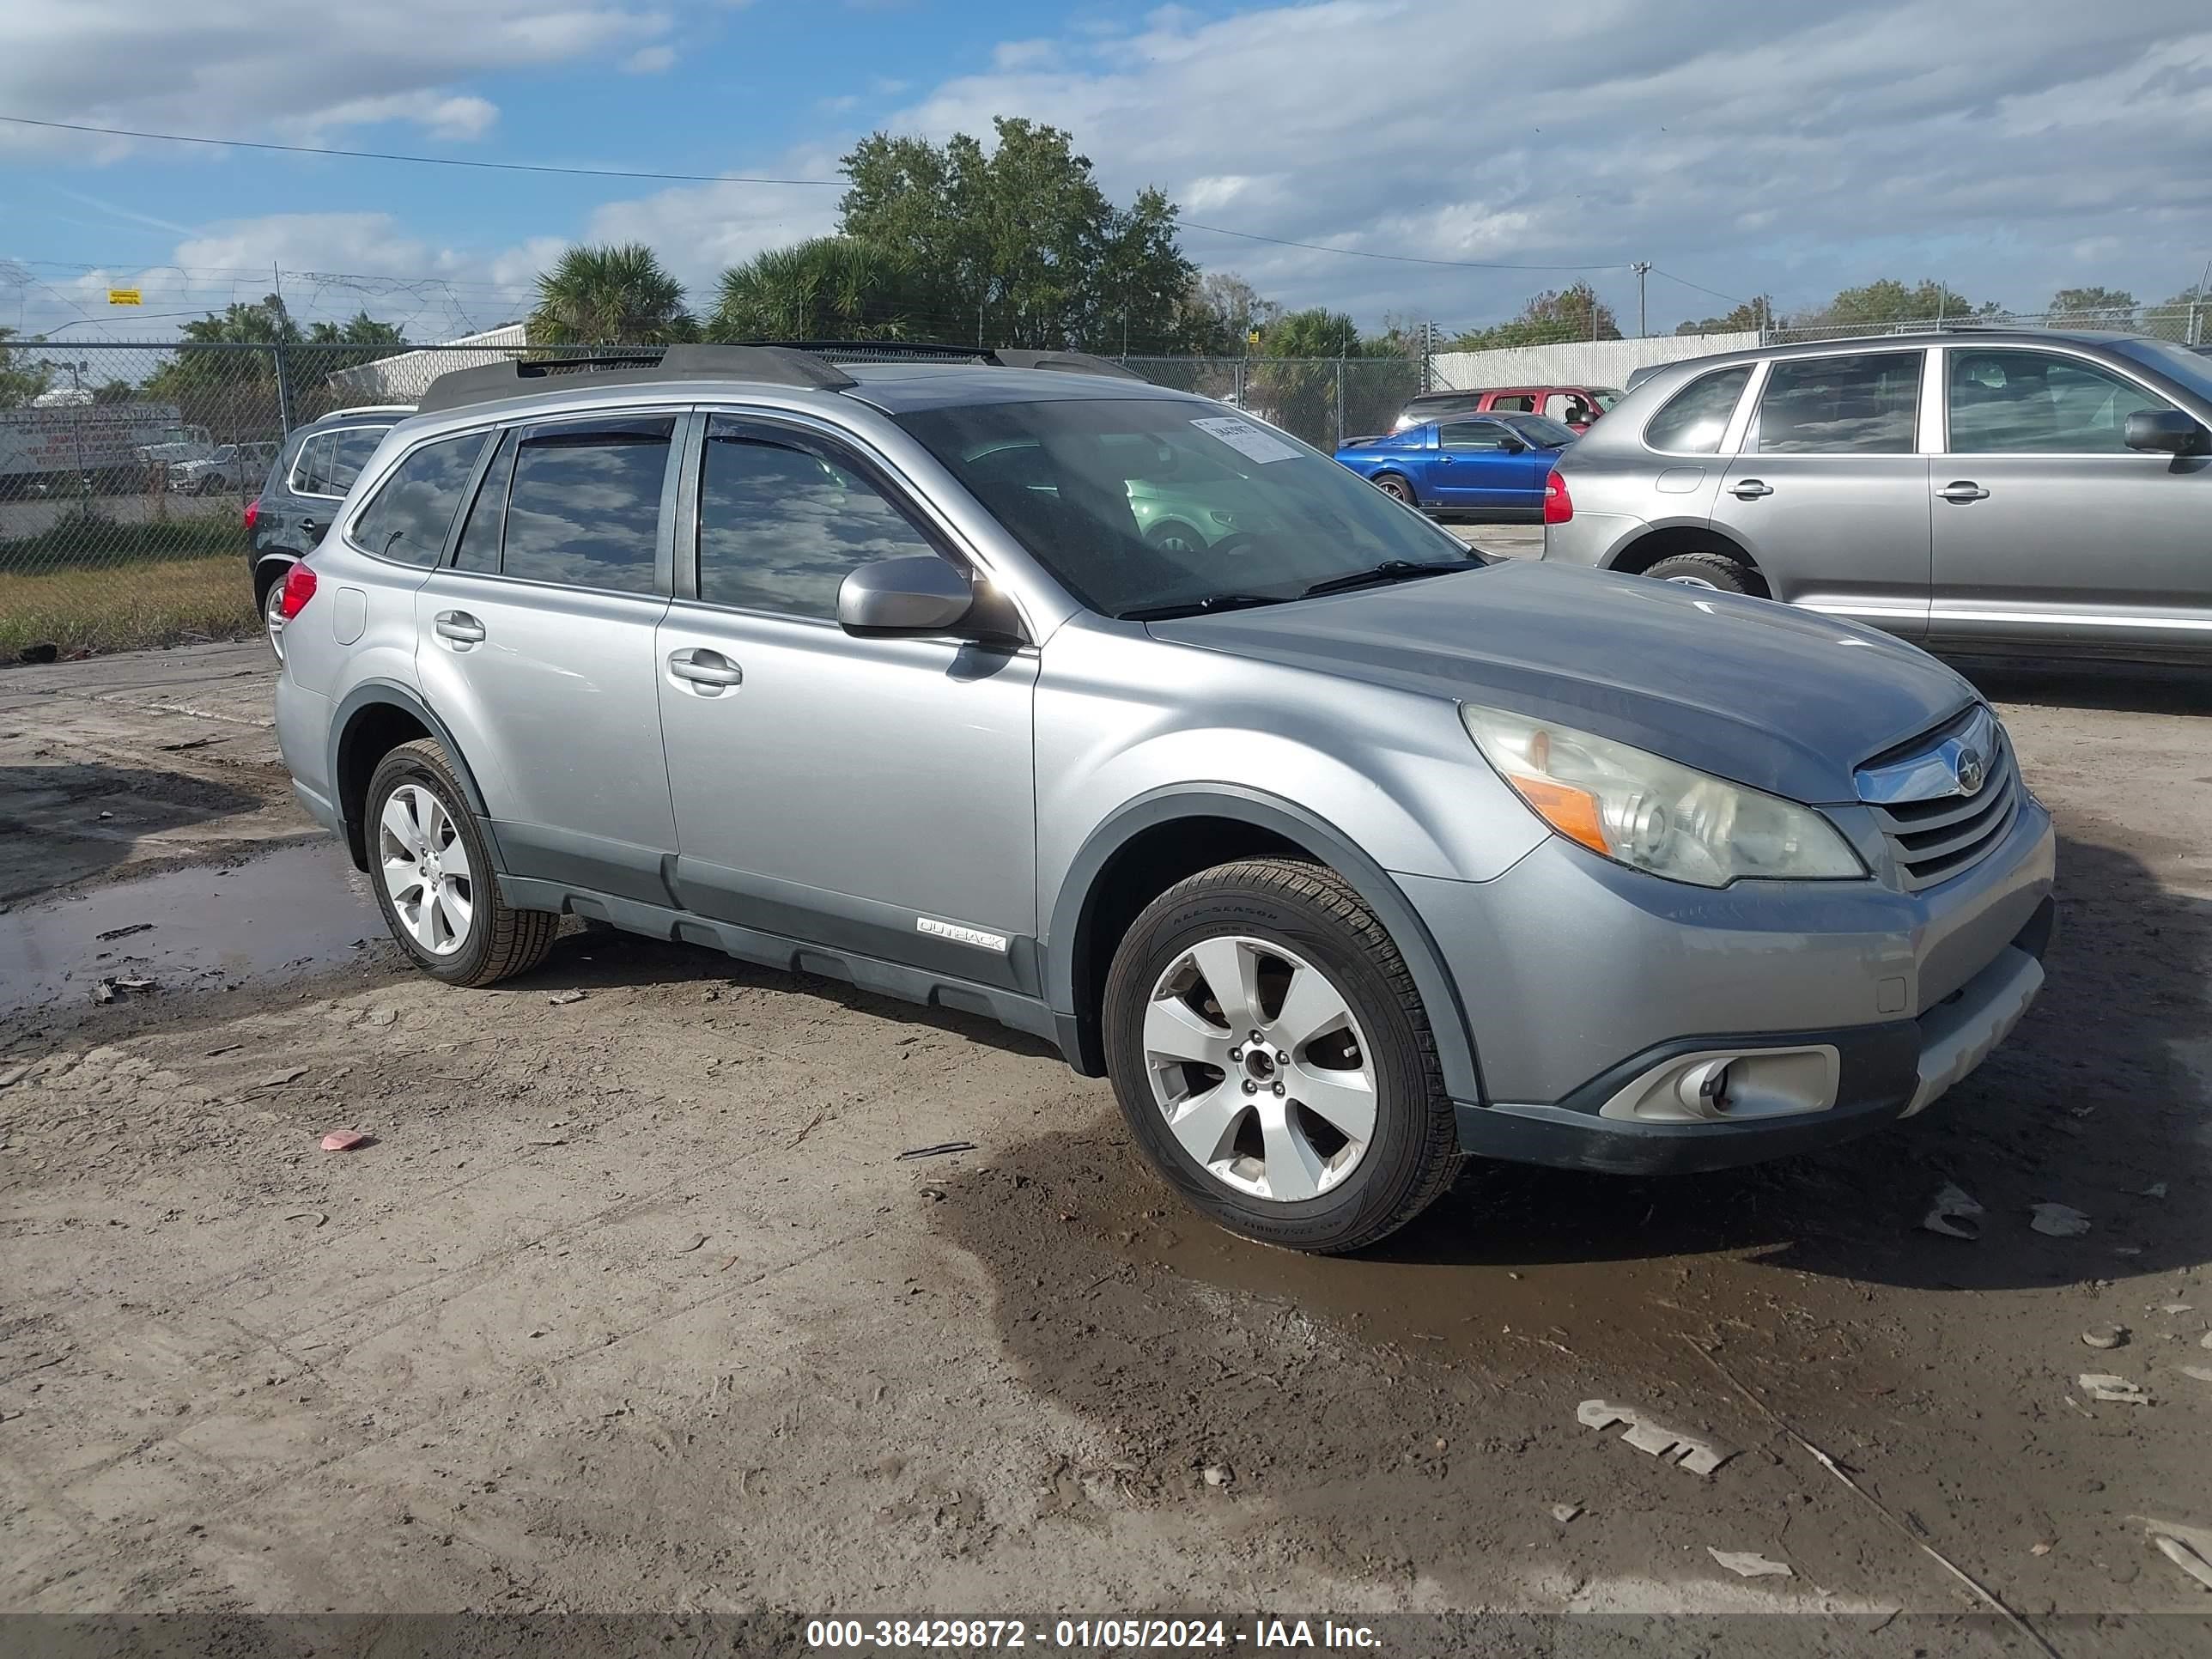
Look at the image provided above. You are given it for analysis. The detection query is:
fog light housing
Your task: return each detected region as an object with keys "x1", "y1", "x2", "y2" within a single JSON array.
[{"x1": 1599, "y1": 1046, "x2": 1838, "y2": 1124}]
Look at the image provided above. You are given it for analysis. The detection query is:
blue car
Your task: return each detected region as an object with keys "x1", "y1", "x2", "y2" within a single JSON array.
[{"x1": 1334, "y1": 411, "x2": 1576, "y2": 516}]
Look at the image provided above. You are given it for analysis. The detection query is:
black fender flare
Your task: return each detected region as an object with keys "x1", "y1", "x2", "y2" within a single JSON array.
[
  {"x1": 1047, "y1": 783, "x2": 1484, "y2": 1104},
  {"x1": 326, "y1": 680, "x2": 501, "y2": 867}
]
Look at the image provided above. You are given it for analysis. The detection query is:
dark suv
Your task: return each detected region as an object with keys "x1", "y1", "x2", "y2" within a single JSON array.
[{"x1": 248, "y1": 406, "x2": 410, "y2": 654}]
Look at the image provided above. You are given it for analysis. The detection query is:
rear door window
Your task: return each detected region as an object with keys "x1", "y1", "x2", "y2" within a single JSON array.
[
  {"x1": 501, "y1": 418, "x2": 673, "y2": 595},
  {"x1": 1643, "y1": 366, "x2": 1753, "y2": 453},
  {"x1": 349, "y1": 431, "x2": 490, "y2": 567},
  {"x1": 1486, "y1": 393, "x2": 1538, "y2": 414},
  {"x1": 1754, "y1": 352, "x2": 1922, "y2": 454}
]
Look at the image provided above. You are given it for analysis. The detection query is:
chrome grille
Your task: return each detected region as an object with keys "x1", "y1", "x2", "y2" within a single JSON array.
[{"x1": 1856, "y1": 706, "x2": 2019, "y2": 892}]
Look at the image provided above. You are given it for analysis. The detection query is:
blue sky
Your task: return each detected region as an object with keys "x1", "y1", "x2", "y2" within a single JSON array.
[{"x1": 3, "y1": 0, "x2": 2209, "y2": 343}]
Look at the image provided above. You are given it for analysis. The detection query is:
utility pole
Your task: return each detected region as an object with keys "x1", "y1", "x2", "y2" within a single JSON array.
[{"x1": 1632, "y1": 262, "x2": 1652, "y2": 338}]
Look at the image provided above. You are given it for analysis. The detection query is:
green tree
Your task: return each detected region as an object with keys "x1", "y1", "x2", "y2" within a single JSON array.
[
  {"x1": 2045, "y1": 286, "x2": 2136, "y2": 327},
  {"x1": 303, "y1": 311, "x2": 410, "y2": 377},
  {"x1": 0, "y1": 325, "x2": 54, "y2": 408},
  {"x1": 1247, "y1": 308, "x2": 1417, "y2": 447},
  {"x1": 1676, "y1": 295, "x2": 1774, "y2": 336},
  {"x1": 529, "y1": 244, "x2": 696, "y2": 344},
  {"x1": 1450, "y1": 283, "x2": 1621, "y2": 349},
  {"x1": 1803, "y1": 277, "x2": 1999, "y2": 330},
  {"x1": 143, "y1": 293, "x2": 302, "y2": 410},
  {"x1": 92, "y1": 379, "x2": 137, "y2": 404},
  {"x1": 2148, "y1": 282, "x2": 2210, "y2": 343},
  {"x1": 707, "y1": 237, "x2": 932, "y2": 342},
  {"x1": 1175, "y1": 271, "x2": 1283, "y2": 356},
  {"x1": 837, "y1": 117, "x2": 1195, "y2": 351}
]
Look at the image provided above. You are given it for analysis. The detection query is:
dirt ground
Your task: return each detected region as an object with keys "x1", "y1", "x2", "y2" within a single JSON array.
[{"x1": 3, "y1": 622, "x2": 2210, "y2": 1649}]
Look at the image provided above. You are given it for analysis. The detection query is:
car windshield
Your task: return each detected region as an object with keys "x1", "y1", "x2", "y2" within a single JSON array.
[
  {"x1": 1498, "y1": 414, "x2": 1579, "y2": 447},
  {"x1": 2107, "y1": 337, "x2": 2212, "y2": 404},
  {"x1": 896, "y1": 397, "x2": 1484, "y2": 618}
]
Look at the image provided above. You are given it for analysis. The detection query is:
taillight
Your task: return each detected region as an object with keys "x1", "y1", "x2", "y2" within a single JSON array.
[
  {"x1": 279, "y1": 562, "x2": 318, "y2": 620},
  {"x1": 244, "y1": 498, "x2": 259, "y2": 532},
  {"x1": 1543, "y1": 471, "x2": 1574, "y2": 526}
]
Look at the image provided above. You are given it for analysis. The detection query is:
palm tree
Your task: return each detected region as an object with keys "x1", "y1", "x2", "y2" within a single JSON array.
[
  {"x1": 530, "y1": 244, "x2": 696, "y2": 345},
  {"x1": 708, "y1": 238, "x2": 928, "y2": 343}
]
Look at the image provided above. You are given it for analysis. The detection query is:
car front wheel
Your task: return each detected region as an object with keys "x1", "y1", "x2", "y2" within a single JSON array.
[{"x1": 1103, "y1": 858, "x2": 1461, "y2": 1254}]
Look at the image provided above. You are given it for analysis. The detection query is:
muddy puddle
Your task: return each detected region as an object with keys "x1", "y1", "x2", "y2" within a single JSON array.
[{"x1": 0, "y1": 839, "x2": 383, "y2": 1018}]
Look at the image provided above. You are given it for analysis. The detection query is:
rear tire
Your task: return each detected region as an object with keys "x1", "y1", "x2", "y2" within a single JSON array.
[
  {"x1": 1642, "y1": 550, "x2": 1757, "y2": 594},
  {"x1": 1103, "y1": 858, "x2": 1462, "y2": 1254},
  {"x1": 365, "y1": 738, "x2": 557, "y2": 988},
  {"x1": 1372, "y1": 472, "x2": 1418, "y2": 507}
]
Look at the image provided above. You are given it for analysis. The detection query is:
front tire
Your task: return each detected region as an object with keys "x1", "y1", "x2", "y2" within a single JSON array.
[
  {"x1": 1103, "y1": 859, "x2": 1461, "y2": 1254},
  {"x1": 365, "y1": 738, "x2": 557, "y2": 987},
  {"x1": 1643, "y1": 550, "x2": 1757, "y2": 593}
]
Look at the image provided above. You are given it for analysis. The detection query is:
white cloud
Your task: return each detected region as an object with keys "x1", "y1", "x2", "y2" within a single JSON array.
[
  {"x1": 626, "y1": 45, "x2": 678, "y2": 75},
  {"x1": 0, "y1": 0, "x2": 678, "y2": 149}
]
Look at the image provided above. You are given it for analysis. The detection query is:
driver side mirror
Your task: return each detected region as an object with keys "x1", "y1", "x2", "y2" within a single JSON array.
[
  {"x1": 2125, "y1": 408, "x2": 2208, "y2": 455},
  {"x1": 837, "y1": 556, "x2": 975, "y2": 638}
]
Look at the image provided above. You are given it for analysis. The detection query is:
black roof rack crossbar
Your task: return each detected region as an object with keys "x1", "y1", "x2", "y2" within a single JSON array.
[
  {"x1": 417, "y1": 343, "x2": 857, "y2": 414},
  {"x1": 987, "y1": 348, "x2": 1146, "y2": 380}
]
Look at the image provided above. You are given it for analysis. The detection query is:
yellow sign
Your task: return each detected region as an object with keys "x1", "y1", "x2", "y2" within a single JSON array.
[
  {"x1": 1247, "y1": 327, "x2": 1261, "y2": 345},
  {"x1": 107, "y1": 288, "x2": 143, "y2": 307}
]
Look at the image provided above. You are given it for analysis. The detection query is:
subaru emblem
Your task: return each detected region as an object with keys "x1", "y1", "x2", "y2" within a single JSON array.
[{"x1": 1954, "y1": 746, "x2": 1986, "y2": 796}]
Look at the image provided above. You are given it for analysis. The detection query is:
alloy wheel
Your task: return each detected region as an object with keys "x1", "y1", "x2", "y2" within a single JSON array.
[
  {"x1": 1141, "y1": 935, "x2": 1377, "y2": 1201},
  {"x1": 1662, "y1": 574, "x2": 1720, "y2": 589},
  {"x1": 377, "y1": 783, "x2": 474, "y2": 957},
  {"x1": 263, "y1": 578, "x2": 288, "y2": 661}
]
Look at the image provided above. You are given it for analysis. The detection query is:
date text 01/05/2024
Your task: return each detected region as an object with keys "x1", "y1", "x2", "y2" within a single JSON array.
[{"x1": 804, "y1": 1619, "x2": 1383, "y2": 1650}]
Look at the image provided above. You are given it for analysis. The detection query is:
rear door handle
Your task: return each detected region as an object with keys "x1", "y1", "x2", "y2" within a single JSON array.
[
  {"x1": 669, "y1": 647, "x2": 743, "y2": 693},
  {"x1": 1729, "y1": 479, "x2": 1773, "y2": 499},
  {"x1": 1936, "y1": 481, "x2": 1990, "y2": 502},
  {"x1": 434, "y1": 611, "x2": 485, "y2": 647},
  {"x1": 301, "y1": 517, "x2": 321, "y2": 542}
]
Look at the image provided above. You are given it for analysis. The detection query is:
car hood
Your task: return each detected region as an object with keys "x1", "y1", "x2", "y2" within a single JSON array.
[{"x1": 1147, "y1": 561, "x2": 1978, "y2": 805}]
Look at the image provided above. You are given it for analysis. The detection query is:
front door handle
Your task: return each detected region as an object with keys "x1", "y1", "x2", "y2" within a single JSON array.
[
  {"x1": 434, "y1": 611, "x2": 485, "y2": 647},
  {"x1": 1729, "y1": 479, "x2": 1774, "y2": 499},
  {"x1": 669, "y1": 648, "x2": 743, "y2": 693},
  {"x1": 1936, "y1": 481, "x2": 1990, "y2": 502}
]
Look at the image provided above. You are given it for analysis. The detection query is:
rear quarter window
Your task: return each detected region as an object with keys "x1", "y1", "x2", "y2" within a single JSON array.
[
  {"x1": 1642, "y1": 366, "x2": 1753, "y2": 453},
  {"x1": 350, "y1": 432, "x2": 489, "y2": 567}
]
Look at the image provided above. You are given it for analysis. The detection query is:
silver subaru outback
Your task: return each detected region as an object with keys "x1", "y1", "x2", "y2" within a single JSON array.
[{"x1": 271, "y1": 344, "x2": 2054, "y2": 1254}]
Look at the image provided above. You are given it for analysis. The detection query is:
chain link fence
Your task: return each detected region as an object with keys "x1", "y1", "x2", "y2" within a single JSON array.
[
  {"x1": 3, "y1": 311, "x2": 2202, "y2": 658},
  {"x1": 0, "y1": 337, "x2": 1427, "y2": 658}
]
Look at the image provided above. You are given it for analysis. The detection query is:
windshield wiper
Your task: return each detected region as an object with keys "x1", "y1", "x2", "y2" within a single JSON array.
[
  {"x1": 1301, "y1": 558, "x2": 1475, "y2": 599},
  {"x1": 1121, "y1": 592, "x2": 1290, "y2": 622}
]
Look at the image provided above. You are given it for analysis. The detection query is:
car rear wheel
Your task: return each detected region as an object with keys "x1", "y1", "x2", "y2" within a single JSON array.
[
  {"x1": 261, "y1": 569, "x2": 289, "y2": 660},
  {"x1": 1643, "y1": 550, "x2": 1757, "y2": 594},
  {"x1": 1372, "y1": 472, "x2": 1417, "y2": 506},
  {"x1": 1103, "y1": 858, "x2": 1462, "y2": 1254},
  {"x1": 366, "y1": 739, "x2": 558, "y2": 988}
]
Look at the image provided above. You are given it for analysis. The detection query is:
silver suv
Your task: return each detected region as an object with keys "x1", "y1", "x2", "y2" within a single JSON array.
[
  {"x1": 1541, "y1": 330, "x2": 2212, "y2": 662},
  {"x1": 272, "y1": 345, "x2": 2055, "y2": 1253}
]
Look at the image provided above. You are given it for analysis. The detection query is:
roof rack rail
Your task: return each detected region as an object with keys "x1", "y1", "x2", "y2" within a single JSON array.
[
  {"x1": 416, "y1": 338, "x2": 1152, "y2": 414},
  {"x1": 416, "y1": 343, "x2": 857, "y2": 414}
]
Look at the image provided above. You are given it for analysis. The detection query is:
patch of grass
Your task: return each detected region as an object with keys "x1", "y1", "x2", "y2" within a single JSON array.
[
  {"x1": 0, "y1": 552, "x2": 257, "y2": 659},
  {"x1": 0, "y1": 507, "x2": 246, "y2": 575}
]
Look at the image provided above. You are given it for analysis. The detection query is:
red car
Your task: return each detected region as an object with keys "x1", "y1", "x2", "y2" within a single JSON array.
[{"x1": 1390, "y1": 384, "x2": 1622, "y2": 435}]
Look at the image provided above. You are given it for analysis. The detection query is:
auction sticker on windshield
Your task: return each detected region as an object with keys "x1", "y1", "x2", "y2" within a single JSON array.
[{"x1": 1189, "y1": 416, "x2": 1299, "y2": 464}]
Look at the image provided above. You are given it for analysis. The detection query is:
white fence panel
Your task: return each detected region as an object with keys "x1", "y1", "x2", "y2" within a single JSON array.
[{"x1": 1430, "y1": 331, "x2": 1760, "y2": 392}]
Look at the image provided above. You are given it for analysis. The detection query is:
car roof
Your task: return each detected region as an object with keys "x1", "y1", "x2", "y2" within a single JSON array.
[
  {"x1": 1643, "y1": 328, "x2": 2144, "y2": 377},
  {"x1": 837, "y1": 362, "x2": 1198, "y2": 413}
]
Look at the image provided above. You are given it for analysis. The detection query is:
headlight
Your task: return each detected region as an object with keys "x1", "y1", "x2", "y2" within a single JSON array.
[{"x1": 1461, "y1": 705, "x2": 1864, "y2": 888}]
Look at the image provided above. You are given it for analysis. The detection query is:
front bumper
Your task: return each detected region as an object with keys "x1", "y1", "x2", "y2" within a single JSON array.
[{"x1": 1403, "y1": 788, "x2": 2056, "y2": 1174}]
